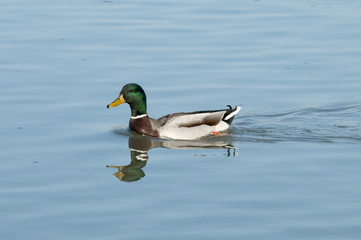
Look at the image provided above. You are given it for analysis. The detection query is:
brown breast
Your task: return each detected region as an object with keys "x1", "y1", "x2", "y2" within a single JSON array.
[{"x1": 129, "y1": 116, "x2": 160, "y2": 137}]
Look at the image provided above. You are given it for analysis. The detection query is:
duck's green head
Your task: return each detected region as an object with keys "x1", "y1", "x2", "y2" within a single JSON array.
[{"x1": 107, "y1": 83, "x2": 147, "y2": 117}]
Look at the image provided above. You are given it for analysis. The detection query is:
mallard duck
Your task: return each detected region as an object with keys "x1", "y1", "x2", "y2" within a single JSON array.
[{"x1": 107, "y1": 83, "x2": 241, "y2": 140}]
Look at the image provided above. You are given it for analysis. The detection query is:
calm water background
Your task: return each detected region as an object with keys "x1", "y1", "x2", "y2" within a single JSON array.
[{"x1": 1, "y1": 0, "x2": 361, "y2": 239}]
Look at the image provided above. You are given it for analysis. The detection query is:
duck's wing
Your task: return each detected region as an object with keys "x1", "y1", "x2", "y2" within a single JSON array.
[
  {"x1": 167, "y1": 110, "x2": 225, "y2": 128},
  {"x1": 157, "y1": 106, "x2": 240, "y2": 128}
]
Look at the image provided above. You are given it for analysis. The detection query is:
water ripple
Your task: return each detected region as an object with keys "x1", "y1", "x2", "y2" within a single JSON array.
[{"x1": 234, "y1": 104, "x2": 361, "y2": 143}]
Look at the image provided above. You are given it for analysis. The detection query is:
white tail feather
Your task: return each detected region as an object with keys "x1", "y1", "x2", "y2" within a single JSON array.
[{"x1": 224, "y1": 106, "x2": 241, "y2": 121}]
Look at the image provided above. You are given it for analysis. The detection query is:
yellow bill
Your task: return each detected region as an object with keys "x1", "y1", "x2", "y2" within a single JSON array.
[{"x1": 107, "y1": 94, "x2": 126, "y2": 108}]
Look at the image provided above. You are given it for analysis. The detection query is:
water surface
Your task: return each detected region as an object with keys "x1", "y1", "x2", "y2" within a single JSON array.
[{"x1": 1, "y1": 0, "x2": 361, "y2": 239}]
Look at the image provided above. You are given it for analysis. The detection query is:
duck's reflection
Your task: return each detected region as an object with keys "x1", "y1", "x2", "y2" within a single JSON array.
[{"x1": 107, "y1": 131, "x2": 236, "y2": 182}]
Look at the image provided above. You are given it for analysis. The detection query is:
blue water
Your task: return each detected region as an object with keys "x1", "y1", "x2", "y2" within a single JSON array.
[{"x1": 1, "y1": 0, "x2": 361, "y2": 239}]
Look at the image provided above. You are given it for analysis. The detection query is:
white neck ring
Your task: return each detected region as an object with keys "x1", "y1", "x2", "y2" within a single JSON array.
[{"x1": 131, "y1": 114, "x2": 147, "y2": 119}]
